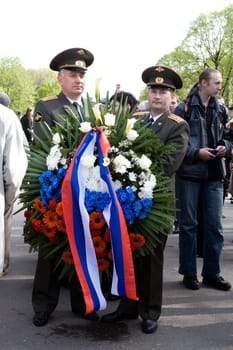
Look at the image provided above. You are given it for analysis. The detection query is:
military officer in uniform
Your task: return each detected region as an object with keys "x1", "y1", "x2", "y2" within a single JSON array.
[
  {"x1": 101, "y1": 66, "x2": 190, "y2": 334},
  {"x1": 32, "y1": 47, "x2": 99, "y2": 326}
]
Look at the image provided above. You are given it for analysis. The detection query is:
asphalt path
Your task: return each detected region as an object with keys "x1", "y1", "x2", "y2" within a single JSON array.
[{"x1": 0, "y1": 199, "x2": 232, "y2": 350}]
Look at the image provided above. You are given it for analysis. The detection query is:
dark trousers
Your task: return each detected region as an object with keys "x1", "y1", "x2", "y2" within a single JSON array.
[
  {"x1": 32, "y1": 250, "x2": 86, "y2": 314},
  {"x1": 116, "y1": 234, "x2": 167, "y2": 321}
]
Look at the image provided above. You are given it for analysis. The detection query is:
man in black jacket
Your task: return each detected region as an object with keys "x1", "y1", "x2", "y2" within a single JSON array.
[
  {"x1": 175, "y1": 68, "x2": 232, "y2": 291},
  {"x1": 32, "y1": 47, "x2": 98, "y2": 327}
]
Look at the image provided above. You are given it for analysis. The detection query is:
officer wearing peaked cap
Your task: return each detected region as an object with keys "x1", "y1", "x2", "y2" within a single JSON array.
[
  {"x1": 32, "y1": 48, "x2": 99, "y2": 327},
  {"x1": 49, "y1": 47, "x2": 94, "y2": 72},
  {"x1": 142, "y1": 65, "x2": 183, "y2": 90},
  {"x1": 102, "y1": 65, "x2": 189, "y2": 334},
  {"x1": 33, "y1": 47, "x2": 94, "y2": 140}
]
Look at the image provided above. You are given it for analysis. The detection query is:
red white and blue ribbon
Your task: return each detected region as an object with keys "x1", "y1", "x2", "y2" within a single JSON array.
[{"x1": 62, "y1": 128, "x2": 138, "y2": 314}]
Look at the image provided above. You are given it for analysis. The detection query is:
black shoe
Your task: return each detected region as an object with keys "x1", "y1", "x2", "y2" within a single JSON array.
[
  {"x1": 183, "y1": 276, "x2": 200, "y2": 290},
  {"x1": 101, "y1": 310, "x2": 138, "y2": 323},
  {"x1": 33, "y1": 311, "x2": 50, "y2": 327},
  {"x1": 72, "y1": 309, "x2": 99, "y2": 321},
  {"x1": 82, "y1": 311, "x2": 99, "y2": 321},
  {"x1": 106, "y1": 293, "x2": 121, "y2": 301},
  {"x1": 141, "y1": 319, "x2": 158, "y2": 334},
  {"x1": 202, "y1": 276, "x2": 231, "y2": 291}
]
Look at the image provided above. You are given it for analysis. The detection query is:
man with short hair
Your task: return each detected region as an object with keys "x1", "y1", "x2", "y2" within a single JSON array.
[
  {"x1": 169, "y1": 92, "x2": 179, "y2": 113},
  {"x1": 175, "y1": 68, "x2": 232, "y2": 292},
  {"x1": 101, "y1": 66, "x2": 189, "y2": 334},
  {"x1": 32, "y1": 47, "x2": 98, "y2": 327}
]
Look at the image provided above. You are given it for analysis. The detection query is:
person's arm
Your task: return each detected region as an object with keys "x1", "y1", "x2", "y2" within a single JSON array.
[{"x1": 3, "y1": 109, "x2": 28, "y2": 207}]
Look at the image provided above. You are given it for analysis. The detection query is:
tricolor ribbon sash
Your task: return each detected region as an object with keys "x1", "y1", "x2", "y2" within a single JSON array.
[{"x1": 62, "y1": 128, "x2": 138, "y2": 314}]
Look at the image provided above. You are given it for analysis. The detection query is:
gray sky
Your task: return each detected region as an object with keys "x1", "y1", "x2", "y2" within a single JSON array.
[{"x1": 1, "y1": 0, "x2": 232, "y2": 98}]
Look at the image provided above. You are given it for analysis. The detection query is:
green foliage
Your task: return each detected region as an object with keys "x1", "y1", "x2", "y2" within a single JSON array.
[
  {"x1": 156, "y1": 4, "x2": 233, "y2": 105},
  {"x1": 0, "y1": 57, "x2": 35, "y2": 113},
  {"x1": 18, "y1": 92, "x2": 175, "y2": 279}
]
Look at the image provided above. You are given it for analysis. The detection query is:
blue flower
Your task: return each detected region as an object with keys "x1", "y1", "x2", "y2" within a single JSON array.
[
  {"x1": 39, "y1": 168, "x2": 67, "y2": 207},
  {"x1": 85, "y1": 189, "x2": 111, "y2": 212}
]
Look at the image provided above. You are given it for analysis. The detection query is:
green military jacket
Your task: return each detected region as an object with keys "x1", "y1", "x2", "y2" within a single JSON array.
[
  {"x1": 135, "y1": 110, "x2": 190, "y2": 179},
  {"x1": 33, "y1": 92, "x2": 89, "y2": 140}
]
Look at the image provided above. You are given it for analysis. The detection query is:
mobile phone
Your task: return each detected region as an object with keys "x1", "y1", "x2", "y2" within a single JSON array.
[{"x1": 209, "y1": 149, "x2": 218, "y2": 155}]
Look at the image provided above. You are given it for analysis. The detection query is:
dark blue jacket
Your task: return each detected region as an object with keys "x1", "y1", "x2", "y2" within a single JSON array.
[{"x1": 174, "y1": 88, "x2": 233, "y2": 180}]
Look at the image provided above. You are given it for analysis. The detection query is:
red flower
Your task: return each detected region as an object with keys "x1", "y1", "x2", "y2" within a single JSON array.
[
  {"x1": 32, "y1": 219, "x2": 42, "y2": 231},
  {"x1": 24, "y1": 209, "x2": 32, "y2": 218}
]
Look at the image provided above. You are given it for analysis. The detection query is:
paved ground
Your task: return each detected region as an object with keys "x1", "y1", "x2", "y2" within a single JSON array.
[{"x1": 0, "y1": 199, "x2": 232, "y2": 350}]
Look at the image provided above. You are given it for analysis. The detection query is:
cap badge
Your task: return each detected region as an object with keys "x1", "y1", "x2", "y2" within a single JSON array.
[
  {"x1": 77, "y1": 49, "x2": 85, "y2": 55},
  {"x1": 75, "y1": 60, "x2": 86, "y2": 68},
  {"x1": 155, "y1": 77, "x2": 164, "y2": 84},
  {"x1": 155, "y1": 67, "x2": 164, "y2": 72}
]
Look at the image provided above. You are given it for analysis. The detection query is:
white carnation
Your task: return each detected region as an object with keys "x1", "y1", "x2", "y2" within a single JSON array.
[
  {"x1": 128, "y1": 172, "x2": 137, "y2": 182},
  {"x1": 137, "y1": 154, "x2": 152, "y2": 170},
  {"x1": 46, "y1": 145, "x2": 62, "y2": 170},
  {"x1": 113, "y1": 154, "x2": 131, "y2": 174},
  {"x1": 81, "y1": 155, "x2": 96, "y2": 168},
  {"x1": 52, "y1": 133, "x2": 61, "y2": 144}
]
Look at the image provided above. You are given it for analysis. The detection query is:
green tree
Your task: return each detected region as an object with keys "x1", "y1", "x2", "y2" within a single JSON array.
[
  {"x1": 156, "y1": 5, "x2": 233, "y2": 105},
  {"x1": 0, "y1": 57, "x2": 35, "y2": 113}
]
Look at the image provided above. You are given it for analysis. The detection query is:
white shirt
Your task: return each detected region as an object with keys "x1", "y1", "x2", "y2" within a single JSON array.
[{"x1": 149, "y1": 113, "x2": 163, "y2": 124}]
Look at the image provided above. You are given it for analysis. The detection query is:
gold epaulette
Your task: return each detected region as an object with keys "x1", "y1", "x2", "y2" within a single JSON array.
[
  {"x1": 168, "y1": 113, "x2": 184, "y2": 123},
  {"x1": 41, "y1": 95, "x2": 58, "y2": 102},
  {"x1": 133, "y1": 111, "x2": 150, "y2": 117}
]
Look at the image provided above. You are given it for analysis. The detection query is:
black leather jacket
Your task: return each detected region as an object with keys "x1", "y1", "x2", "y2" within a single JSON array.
[{"x1": 174, "y1": 88, "x2": 233, "y2": 180}]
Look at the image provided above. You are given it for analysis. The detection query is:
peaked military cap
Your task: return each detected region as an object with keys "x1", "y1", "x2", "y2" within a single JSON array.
[
  {"x1": 50, "y1": 47, "x2": 94, "y2": 72},
  {"x1": 142, "y1": 66, "x2": 183, "y2": 90}
]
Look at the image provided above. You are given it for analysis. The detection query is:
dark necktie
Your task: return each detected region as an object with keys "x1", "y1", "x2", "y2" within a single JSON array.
[{"x1": 73, "y1": 102, "x2": 84, "y2": 121}]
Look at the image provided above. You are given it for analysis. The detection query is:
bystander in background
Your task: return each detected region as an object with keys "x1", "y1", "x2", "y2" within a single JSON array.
[
  {"x1": 0, "y1": 92, "x2": 11, "y2": 108},
  {"x1": 175, "y1": 68, "x2": 232, "y2": 292},
  {"x1": 21, "y1": 107, "x2": 33, "y2": 143},
  {"x1": 0, "y1": 104, "x2": 28, "y2": 277}
]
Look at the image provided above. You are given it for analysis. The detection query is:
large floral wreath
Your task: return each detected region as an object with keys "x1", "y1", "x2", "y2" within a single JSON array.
[{"x1": 19, "y1": 92, "x2": 174, "y2": 311}]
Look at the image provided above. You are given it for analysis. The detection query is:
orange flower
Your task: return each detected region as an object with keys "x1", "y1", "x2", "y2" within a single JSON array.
[
  {"x1": 92, "y1": 236, "x2": 106, "y2": 257},
  {"x1": 33, "y1": 198, "x2": 47, "y2": 214},
  {"x1": 49, "y1": 198, "x2": 57, "y2": 211},
  {"x1": 56, "y1": 202, "x2": 63, "y2": 217},
  {"x1": 40, "y1": 225, "x2": 57, "y2": 239},
  {"x1": 104, "y1": 228, "x2": 111, "y2": 243},
  {"x1": 90, "y1": 212, "x2": 106, "y2": 230},
  {"x1": 42, "y1": 210, "x2": 58, "y2": 229},
  {"x1": 62, "y1": 251, "x2": 74, "y2": 264},
  {"x1": 97, "y1": 258, "x2": 110, "y2": 271},
  {"x1": 129, "y1": 233, "x2": 145, "y2": 250},
  {"x1": 56, "y1": 219, "x2": 66, "y2": 233},
  {"x1": 90, "y1": 228, "x2": 102, "y2": 237},
  {"x1": 107, "y1": 249, "x2": 113, "y2": 261}
]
